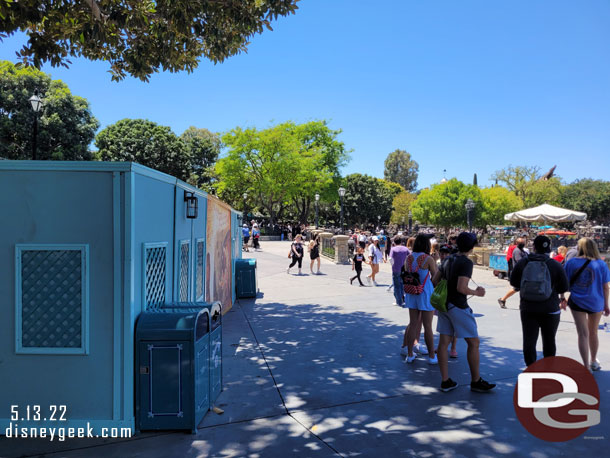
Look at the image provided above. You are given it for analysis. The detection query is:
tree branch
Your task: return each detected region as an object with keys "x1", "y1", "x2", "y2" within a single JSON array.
[{"x1": 83, "y1": 0, "x2": 108, "y2": 22}]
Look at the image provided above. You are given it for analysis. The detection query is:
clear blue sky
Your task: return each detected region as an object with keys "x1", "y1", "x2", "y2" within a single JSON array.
[{"x1": 2, "y1": 0, "x2": 609, "y2": 189}]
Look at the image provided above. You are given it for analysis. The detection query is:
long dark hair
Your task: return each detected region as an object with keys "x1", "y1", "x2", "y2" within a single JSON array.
[{"x1": 412, "y1": 234, "x2": 431, "y2": 254}]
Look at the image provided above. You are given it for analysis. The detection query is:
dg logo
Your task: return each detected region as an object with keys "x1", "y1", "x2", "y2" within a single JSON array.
[{"x1": 513, "y1": 356, "x2": 601, "y2": 441}]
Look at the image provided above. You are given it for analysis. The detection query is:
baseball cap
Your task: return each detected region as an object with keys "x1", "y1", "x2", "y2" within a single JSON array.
[
  {"x1": 439, "y1": 244, "x2": 452, "y2": 254},
  {"x1": 456, "y1": 232, "x2": 478, "y2": 252},
  {"x1": 534, "y1": 235, "x2": 552, "y2": 253},
  {"x1": 372, "y1": 236, "x2": 379, "y2": 241},
  {"x1": 243, "y1": 224, "x2": 247, "y2": 227}
]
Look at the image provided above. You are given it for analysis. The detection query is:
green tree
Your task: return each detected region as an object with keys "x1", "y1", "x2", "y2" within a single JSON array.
[
  {"x1": 342, "y1": 174, "x2": 395, "y2": 227},
  {"x1": 180, "y1": 126, "x2": 221, "y2": 191},
  {"x1": 1, "y1": 0, "x2": 300, "y2": 81},
  {"x1": 411, "y1": 178, "x2": 482, "y2": 233},
  {"x1": 491, "y1": 165, "x2": 540, "y2": 203},
  {"x1": 290, "y1": 121, "x2": 350, "y2": 224},
  {"x1": 0, "y1": 60, "x2": 99, "y2": 160},
  {"x1": 95, "y1": 119, "x2": 190, "y2": 181},
  {"x1": 216, "y1": 122, "x2": 324, "y2": 225},
  {"x1": 524, "y1": 177, "x2": 563, "y2": 207},
  {"x1": 391, "y1": 191, "x2": 417, "y2": 226},
  {"x1": 479, "y1": 186, "x2": 522, "y2": 226},
  {"x1": 561, "y1": 179, "x2": 610, "y2": 223},
  {"x1": 383, "y1": 149, "x2": 419, "y2": 192}
]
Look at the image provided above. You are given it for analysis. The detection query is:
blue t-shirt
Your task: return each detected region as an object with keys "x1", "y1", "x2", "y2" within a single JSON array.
[
  {"x1": 565, "y1": 258, "x2": 610, "y2": 312},
  {"x1": 242, "y1": 227, "x2": 250, "y2": 237}
]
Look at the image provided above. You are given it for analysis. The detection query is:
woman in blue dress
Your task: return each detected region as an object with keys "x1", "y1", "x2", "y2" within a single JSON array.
[{"x1": 404, "y1": 234, "x2": 439, "y2": 365}]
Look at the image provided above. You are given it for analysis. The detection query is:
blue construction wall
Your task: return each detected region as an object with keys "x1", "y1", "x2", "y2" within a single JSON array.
[
  {"x1": 0, "y1": 167, "x2": 123, "y2": 432},
  {"x1": 0, "y1": 161, "x2": 235, "y2": 435}
]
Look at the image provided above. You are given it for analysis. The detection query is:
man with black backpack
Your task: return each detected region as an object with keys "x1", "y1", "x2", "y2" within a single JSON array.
[{"x1": 510, "y1": 235, "x2": 569, "y2": 366}]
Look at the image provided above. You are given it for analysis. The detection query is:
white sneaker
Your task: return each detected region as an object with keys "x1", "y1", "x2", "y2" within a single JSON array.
[
  {"x1": 404, "y1": 355, "x2": 417, "y2": 364},
  {"x1": 414, "y1": 344, "x2": 428, "y2": 356},
  {"x1": 400, "y1": 346, "x2": 409, "y2": 356},
  {"x1": 392, "y1": 302, "x2": 399, "y2": 306},
  {"x1": 373, "y1": 281, "x2": 378, "y2": 286},
  {"x1": 286, "y1": 268, "x2": 290, "y2": 274},
  {"x1": 428, "y1": 356, "x2": 438, "y2": 365},
  {"x1": 298, "y1": 269, "x2": 302, "y2": 275}
]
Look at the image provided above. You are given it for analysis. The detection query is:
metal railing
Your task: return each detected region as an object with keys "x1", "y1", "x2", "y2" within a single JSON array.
[{"x1": 322, "y1": 237, "x2": 335, "y2": 259}]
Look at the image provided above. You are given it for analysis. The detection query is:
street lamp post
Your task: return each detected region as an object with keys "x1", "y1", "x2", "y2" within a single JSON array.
[
  {"x1": 408, "y1": 210, "x2": 413, "y2": 234},
  {"x1": 338, "y1": 187, "x2": 346, "y2": 233},
  {"x1": 466, "y1": 198, "x2": 475, "y2": 232},
  {"x1": 29, "y1": 90, "x2": 43, "y2": 160},
  {"x1": 315, "y1": 193, "x2": 320, "y2": 228},
  {"x1": 242, "y1": 192, "x2": 248, "y2": 224},
  {"x1": 377, "y1": 215, "x2": 381, "y2": 231}
]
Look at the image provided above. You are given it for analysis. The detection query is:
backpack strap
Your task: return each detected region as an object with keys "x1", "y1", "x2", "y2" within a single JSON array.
[{"x1": 570, "y1": 259, "x2": 591, "y2": 286}]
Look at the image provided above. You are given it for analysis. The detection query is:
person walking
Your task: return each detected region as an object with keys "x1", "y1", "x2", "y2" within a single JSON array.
[
  {"x1": 350, "y1": 246, "x2": 366, "y2": 286},
  {"x1": 358, "y1": 231, "x2": 367, "y2": 250},
  {"x1": 389, "y1": 235, "x2": 410, "y2": 306},
  {"x1": 366, "y1": 236, "x2": 383, "y2": 285},
  {"x1": 403, "y1": 234, "x2": 438, "y2": 365},
  {"x1": 498, "y1": 237, "x2": 527, "y2": 308},
  {"x1": 433, "y1": 232, "x2": 496, "y2": 393},
  {"x1": 287, "y1": 234, "x2": 304, "y2": 275},
  {"x1": 562, "y1": 237, "x2": 610, "y2": 371},
  {"x1": 242, "y1": 224, "x2": 250, "y2": 252},
  {"x1": 510, "y1": 235, "x2": 569, "y2": 366},
  {"x1": 309, "y1": 234, "x2": 321, "y2": 275},
  {"x1": 252, "y1": 224, "x2": 261, "y2": 250}
]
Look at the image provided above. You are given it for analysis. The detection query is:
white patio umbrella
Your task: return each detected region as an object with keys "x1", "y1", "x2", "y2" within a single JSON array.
[{"x1": 504, "y1": 203, "x2": 587, "y2": 223}]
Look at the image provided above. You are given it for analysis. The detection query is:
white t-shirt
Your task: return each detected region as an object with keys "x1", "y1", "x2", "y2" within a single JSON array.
[
  {"x1": 359, "y1": 234, "x2": 366, "y2": 242},
  {"x1": 368, "y1": 244, "x2": 383, "y2": 264}
]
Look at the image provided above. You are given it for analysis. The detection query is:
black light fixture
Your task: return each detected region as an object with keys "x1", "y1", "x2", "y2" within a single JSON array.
[{"x1": 184, "y1": 191, "x2": 198, "y2": 219}]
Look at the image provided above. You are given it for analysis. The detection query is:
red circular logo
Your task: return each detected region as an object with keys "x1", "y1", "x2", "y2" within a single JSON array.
[{"x1": 513, "y1": 356, "x2": 600, "y2": 442}]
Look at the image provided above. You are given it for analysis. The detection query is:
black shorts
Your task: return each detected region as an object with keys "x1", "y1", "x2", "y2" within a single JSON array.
[
  {"x1": 243, "y1": 236, "x2": 250, "y2": 244},
  {"x1": 359, "y1": 241, "x2": 366, "y2": 249},
  {"x1": 568, "y1": 297, "x2": 595, "y2": 314}
]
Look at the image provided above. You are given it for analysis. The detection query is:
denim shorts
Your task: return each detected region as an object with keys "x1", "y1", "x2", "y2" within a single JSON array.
[{"x1": 437, "y1": 303, "x2": 479, "y2": 338}]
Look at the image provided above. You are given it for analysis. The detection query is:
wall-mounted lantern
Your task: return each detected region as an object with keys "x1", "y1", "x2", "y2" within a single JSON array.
[{"x1": 184, "y1": 191, "x2": 198, "y2": 219}]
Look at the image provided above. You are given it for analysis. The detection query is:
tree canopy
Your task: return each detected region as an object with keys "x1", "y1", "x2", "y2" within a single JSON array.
[
  {"x1": 0, "y1": 60, "x2": 99, "y2": 160},
  {"x1": 0, "y1": 0, "x2": 300, "y2": 81},
  {"x1": 391, "y1": 191, "x2": 417, "y2": 226},
  {"x1": 383, "y1": 149, "x2": 419, "y2": 192},
  {"x1": 95, "y1": 118, "x2": 190, "y2": 180},
  {"x1": 341, "y1": 174, "x2": 396, "y2": 227},
  {"x1": 216, "y1": 121, "x2": 346, "y2": 225},
  {"x1": 479, "y1": 186, "x2": 522, "y2": 226},
  {"x1": 180, "y1": 126, "x2": 221, "y2": 191},
  {"x1": 561, "y1": 179, "x2": 610, "y2": 224},
  {"x1": 411, "y1": 178, "x2": 482, "y2": 231}
]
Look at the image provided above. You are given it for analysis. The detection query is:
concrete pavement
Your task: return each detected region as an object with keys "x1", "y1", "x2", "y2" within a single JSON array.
[{"x1": 2, "y1": 241, "x2": 609, "y2": 457}]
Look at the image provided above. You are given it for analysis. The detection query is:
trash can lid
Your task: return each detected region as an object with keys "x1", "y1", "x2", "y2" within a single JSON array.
[{"x1": 135, "y1": 308, "x2": 209, "y2": 340}]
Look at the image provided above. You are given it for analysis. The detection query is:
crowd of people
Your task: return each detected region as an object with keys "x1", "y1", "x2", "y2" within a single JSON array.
[{"x1": 279, "y1": 226, "x2": 610, "y2": 392}]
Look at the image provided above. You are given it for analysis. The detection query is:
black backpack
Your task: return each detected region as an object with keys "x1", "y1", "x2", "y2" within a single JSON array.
[{"x1": 519, "y1": 257, "x2": 553, "y2": 301}]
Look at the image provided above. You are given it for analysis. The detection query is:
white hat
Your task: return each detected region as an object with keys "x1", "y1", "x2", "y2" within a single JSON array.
[{"x1": 372, "y1": 236, "x2": 379, "y2": 241}]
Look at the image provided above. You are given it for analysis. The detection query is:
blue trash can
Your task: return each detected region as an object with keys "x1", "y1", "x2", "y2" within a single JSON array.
[
  {"x1": 164, "y1": 301, "x2": 223, "y2": 406},
  {"x1": 235, "y1": 258, "x2": 257, "y2": 298},
  {"x1": 135, "y1": 307, "x2": 210, "y2": 433}
]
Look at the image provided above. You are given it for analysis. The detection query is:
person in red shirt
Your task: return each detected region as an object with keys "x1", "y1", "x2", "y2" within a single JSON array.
[
  {"x1": 553, "y1": 245, "x2": 567, "y2": 265},
  {"x1": 498, "y1": 238, "x2": 525, "y2": 308}
]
